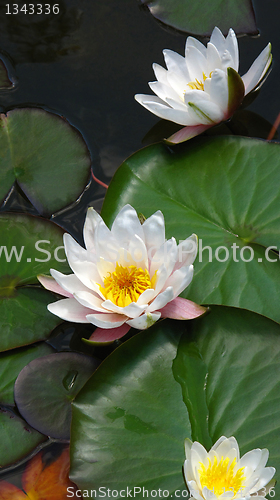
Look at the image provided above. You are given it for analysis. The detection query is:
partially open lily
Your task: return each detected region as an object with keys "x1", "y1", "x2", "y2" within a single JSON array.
[
  {"x1": 184, "y1": 436, "x2": 276, "y2": 499},
  {"x1": 38, "y1": 205, "x2": 206, "y2": 343},
  {"x1": 135, "y1": 27, "x2": 272, "y2": 144}
]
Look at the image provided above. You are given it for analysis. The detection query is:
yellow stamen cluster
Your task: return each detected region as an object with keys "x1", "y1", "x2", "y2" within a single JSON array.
[
  {"x1": 198, "y1": 456, "x2": 246, "y2": 497},
  {"x1": 187, "y1": 72, "x2": 213, "y2": 91},
  {"x1": 99, "y1": 263, "x2": 152, "y2": 307}
]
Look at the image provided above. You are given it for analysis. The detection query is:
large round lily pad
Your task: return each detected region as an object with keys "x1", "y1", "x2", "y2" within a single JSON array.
[
  {"x1": 14, "y1": 352, "x2": 100, "y2": 439},
  {"x1": 102, "y1": 136, "x2": 280, "y2": 324},
  {"x1": 140, "y1": 0, "x2": 257, "y2": 36},
  {"x1": 0, "y1": 108, "x2": 91, "y2": 216},
  {"x1": 0, "y1": 213, "x2": 70, "y2": 351},
  {"x1": 70, "y1": 307, "x2": 280, "y2": 497}
]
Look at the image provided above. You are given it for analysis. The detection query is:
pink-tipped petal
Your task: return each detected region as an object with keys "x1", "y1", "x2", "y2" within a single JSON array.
[
  {"x1": 48, "y1": 298, "x2": 92, "y2": 322},
  {"x1": 87, "y1": 324, "x2": 131, "y2": 343},
  {"x1": 159, "y1": 296, "x2": 207, "y2": 320},
  {"x1": 165, "y1": 124, "x2": 213, "y2": 144},
  {"x1": 37, "y1": 275, "x2": 73, "y2": 298}
]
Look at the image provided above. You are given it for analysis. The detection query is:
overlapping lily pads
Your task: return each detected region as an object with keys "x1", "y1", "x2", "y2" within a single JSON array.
[
  {"x1": 0, "y1": 342, "x2": 53, "y2": 406},
  {"x1": 102, "y1": 136, "x2": 280, "y2": 323},
  {"x1": 0, "y1": 407, "x2": 46, "y2": 468},
  {"x1": 15, "y1": 352, "x2": 100, "y2": 439},
  {"x1": 70, "y1": 307, "x2": 280, "y2": 497},
  {"x1": 0, "y1": 108, "x2": 91, "y2": 216},
  {"x1": 140, "y1": 0, "x2": 257, "y2": 36},
  {"x1": 0, "y1": 213, "x2": 70, "y2": 351}
]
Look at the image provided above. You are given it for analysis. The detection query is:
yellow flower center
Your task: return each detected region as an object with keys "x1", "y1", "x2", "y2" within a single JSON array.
[
  {"x1": 99, "y1": 263, "x2": 153, "y2": 307},
  {"x1": 187, "y1": 72, "x2": 213, "y2": 91},
  {"x1": 198, "y1": 456, "x2": 246, "y2": 498}
]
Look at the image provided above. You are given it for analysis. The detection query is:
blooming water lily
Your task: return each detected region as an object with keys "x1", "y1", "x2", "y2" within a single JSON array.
[
  {"x1": 184, "y1": 436, "x2": 276, "y2": 499},
  {"x1": 38, "y1": 205, "x2": 206, "y2": 342},
  {"x1": 135, "y1": 27, "x2": 272, "y2": 143}
]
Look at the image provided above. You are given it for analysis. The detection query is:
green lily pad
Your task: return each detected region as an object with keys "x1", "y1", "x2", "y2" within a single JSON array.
[
  {"x1": 71, "y1": 321, "x2": 191, "y2": 497},
  {"x1": 140, "y1": 0, "x2": 257, "y2": 36},
  {"x1": 0, "y1": 213, "x2": 70, "y2": 351},
  {"x1": 70, "y1": 307, "x2": 280, "y2": 497},
  {"x1": 0, "y1": 108, "x2": 91, "y2": 216},
  {"x1": 14, "y1": 352, "x2": 100, "y2": 439},
  {"x1": 0, "y1": 342, "x2": 54, "y2": 406},
  {"x1": 102, "y1": 136, "x2": 280, "y2": 323},
  {"x1": 0, "y1": 406, "x2": 46, "y2": 468}
]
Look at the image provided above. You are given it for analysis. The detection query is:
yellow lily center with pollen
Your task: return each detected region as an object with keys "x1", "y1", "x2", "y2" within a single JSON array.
[
  {"x1": 99, "y1": 263, "x2": 154, "y2": 307},
  {"x1": 198, "y1": 456, "x2": 246, "y2": 498},
  {"x1": 187, "y1": 72, "x2": 213, "y2": 91}
]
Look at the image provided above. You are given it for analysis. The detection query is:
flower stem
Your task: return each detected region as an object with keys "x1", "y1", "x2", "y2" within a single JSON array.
[
  {"x1": 267, "y1": 111, "x2": 280, "y2": 140},
  {"x1": 91, "y1": 171, "x2": 109, "y2": 189}
]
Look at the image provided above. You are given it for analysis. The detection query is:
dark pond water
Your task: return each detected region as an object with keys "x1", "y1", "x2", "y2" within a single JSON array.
[{"x1": 0, "y1": 0, "x2": 279, "y2": 485}]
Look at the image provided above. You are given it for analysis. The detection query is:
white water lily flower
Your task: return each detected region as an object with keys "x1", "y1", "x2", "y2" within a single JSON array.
[
  {"x1": 38, "y1": 205, "x2": 206, "y2": 342},
  {"x1": 135, "y1": 27, "x2": 272, "y2": 144},
  {"x1": 184, "y1": 436, "x2": 276, "y2": 499}
]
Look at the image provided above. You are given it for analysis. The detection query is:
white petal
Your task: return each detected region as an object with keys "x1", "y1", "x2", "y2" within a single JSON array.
[
  {"x1": 128, "y1": 234, "x2": 148, "y2": 270},
  {"x1": 111, "y1": 205, "x2": 145, "y2": 246},
  {"x1": 206, "y1": 43, "x2": 223, "y2": 73},
  {"x1": 152, "y1": 63, "x2": 169, "y2": 85},
  {"x1": 186, "y1": 95, "x2": 225, "y2": 124},
  {"x1": 93, "y1": 219, "x2": 119, "y2": 262},
  {"x1": 203, "y1": 487, "x2": 218, "y2": 500},
  {"x1": 163, "y1": 49, "x2": 190, "y2": 81},
  {"x1": 184, "y1": 438, "x2": 193, "y2": 459},
  {"x1": 136, "y1": 288, "x2": 156, "y2": 305},
  {"x1": 83, "y1": 207, "x2": 102, "y2": 253},
  {"x1": 186, "y1": 36, "x2": 207, "y2": 58},
  {"x1": 185, "y1": 46, "x2": 207, "y2": 82},
  {"x1": 164, "y1": 265, "x2": 194, "y2": 297},
  {"x1": 204, "y1": 69, "x2": 228, "y2": 113},
  {"x1": 150, "y1": 238, "x2": 177, "y2": 277},
  {"x1": 38, "y1": 274, "x2": 72, "y2": 298},
  {"x1": 64, "y1": 232, "x2": 88, "y2": 264},
  {"x1": 214, "y1": 437, "x2": 239, "y2": 460},
  {"x1": 50, "y1": 269, "x2": 91, "y2": 295},
  {"x1": 210, "y1": 436, "x2": 227, "y2": 451},
  {"x1": 153, "y1": 264, "x2": 169, "y2": 295},
  {"x1": 239, "y1": 449, "x2": 262, "y2": 471},
  {"x1": 48, "y1": 298, "x2": 91, "y2": 323},
  {"x1": 250, "y1": 467, "x2": 276, "y2": 493},
  {"x1": 101, "y1": 300, "x2": 147, "y2": 319},
  {"x1": 225, "y1": 28, "x2": 239, "y2": 71},
  {"x1": 142, "y1": 210, "x2": 165, "y2": 259},
  {"x1": 73, "y1": 291, "x2": 106, "y2": 312},
  {"x1": 210, "y1": 27, "x2": 226, "y2": 55},
  {"x1": 191, "y1": 442, "x2": 208, "y2": 466},
  {"x1": 166, "y1": 71, "x2": 189, "y2": 99},
  {"x1": 134, "y1": 97, "x2": 195, "y2": 126},
  {"x1": 175, "y1": 234, "x2": 197, "y2": 270},
  {"x1": 242, "y1": 43, "x2": 272, "y2": 95},
  {"x1": 149, "y1": 81, "x2": 183, "y2": 106},
  {"x1": 64, "y1": 234, "x2": 101, "y2": 291},
  {"x1": 147, "y1": 286, "x2": 174, "y2": 313},
  {"x1": 126, "y1": 311, "x2": 161, "y2": 329},
  {"x1": 86, "y1": 312, "x2": 127, "y2": 328}
]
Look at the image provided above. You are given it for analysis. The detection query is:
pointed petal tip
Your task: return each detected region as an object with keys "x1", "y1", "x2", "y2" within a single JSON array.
[
  {"x1": 160, "y1": 297, "x2": 208, "y2": 320},
  {"x1": 84, "y1": 323, "x2": 131, "y2": 344},
  {"x1": 165, "y1": 124, "x2": 213, "y2": 144}
]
